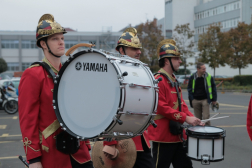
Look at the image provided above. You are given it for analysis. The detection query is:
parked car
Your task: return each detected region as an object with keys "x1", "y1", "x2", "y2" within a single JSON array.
[
  {"x1": 214, "y1": 75, "x2": 228, "y2": 79},
  {"x1": 176, "y1": 75, "x2": 190, "y2": 84}
]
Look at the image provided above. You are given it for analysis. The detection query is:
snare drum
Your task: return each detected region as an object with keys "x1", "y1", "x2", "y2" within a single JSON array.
[
  {"x1": 186, "y1": 126, "x2": 226, "y2": 164},
  {"x1": 53, "y1": 49, "x2": 158, "y2": 140}
]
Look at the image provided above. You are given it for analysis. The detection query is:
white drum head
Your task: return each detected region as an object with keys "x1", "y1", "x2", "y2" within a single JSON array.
[
  {"x1": 55, "y1": 51, "x2": 120, "y2": 139},
  {"x1": 188, "y1": 126, "x2": 223, "y2": 133}
]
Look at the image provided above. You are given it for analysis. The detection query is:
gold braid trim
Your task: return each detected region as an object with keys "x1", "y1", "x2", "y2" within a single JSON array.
[
  {"x1": 118, "y1": 39, "x2": 142, "y2": 48},
  {"x1": 42, "y1": 120, "x2": 60, "y2": 139},
  {"x1": 38, "y1": 29, "x2": 65, "y2": 35},
  {"x1": 42, "y1": 57, "x2": 60, "y2": 74},
  {"x1": 23, "y1": 137, "x2": 41, "y2": 154},
  {"x1": 42, "y1": 145, "x2": 49, "y2": 153},
  {"x1": 29, "y1": 64, "x2": 40, "y2": 68},
  {"x1": 154, "y1": 114, "x2": 164, "y2": 120},
  {"x1": 159, "y1": 68, "x2": 176, "y2": 82}
]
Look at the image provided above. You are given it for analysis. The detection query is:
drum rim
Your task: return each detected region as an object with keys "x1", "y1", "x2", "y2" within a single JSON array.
[
  {"x1": 188, "y1": 156, "x2": 224, "y2": 162},
  {"x1": 53, "y1": 49, "x2": 119, "y2": 140},
  {"x1": 186, "y1": 126, "x2": 226, "y2": 138}
]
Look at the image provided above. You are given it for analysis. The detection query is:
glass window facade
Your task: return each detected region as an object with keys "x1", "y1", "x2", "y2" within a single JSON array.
[
  {"x1": 22, "y1": 62, "x2": 32, "y2": 71},
  {"x1": 195, "y1": 1, "x2": 240, "y2": 20},
  {"x1": 22, "y1": 40, "x2": 37, "y2": 49},
  {"x1": 7, "y1": 63, "x2": 19, "y2": 71},
  {"x1": 65, "y1": 41, "x2": 78, "y2": 49},
  {"x1": 195, "y1": 18, "x2": 240, "y2": 34},
  {"x1": 1, "y1": 40, "x2": 19, "y2": 49}
]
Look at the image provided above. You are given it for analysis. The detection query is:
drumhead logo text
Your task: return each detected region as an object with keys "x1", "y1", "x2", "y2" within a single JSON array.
[{"x1": 75, "y1": 62, "x2": 108, "y2": 72}]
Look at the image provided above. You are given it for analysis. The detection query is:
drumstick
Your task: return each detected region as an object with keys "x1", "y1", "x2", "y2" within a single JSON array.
[
  {"x1": 201, "y1": 116, "x2": 229, "y2": 122},
  {"x1": 209, "y1": 113, "x2": 220, "y2": 119}
]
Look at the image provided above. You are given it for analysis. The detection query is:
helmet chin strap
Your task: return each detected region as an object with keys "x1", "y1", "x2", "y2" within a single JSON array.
[
  {"x1": 168, "y1": 57, "x2": 177, "y2": 72},
  {"x1": 45, "y1": 40, "x2": 61, "y2": 58},
  {"x1": 122, "y1": 46, "x2": 127, "y2": 55}
]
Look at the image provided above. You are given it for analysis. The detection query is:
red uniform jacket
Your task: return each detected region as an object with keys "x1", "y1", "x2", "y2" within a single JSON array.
[
  {"x1": 247, "y1": 95, "x2": 252, "y2": 141},
  {"x1": 148, "y1": 69, "x2": 194, "y2": 143},
  {"x1": 19, "y1": 59, "x2": 91, "y2": 168},
  {"x1": 103, "y1": 131, "x2": 150, "y2": 151}
]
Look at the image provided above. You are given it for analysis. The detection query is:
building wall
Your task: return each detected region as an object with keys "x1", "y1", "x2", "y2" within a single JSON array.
[
  {"x1": 0, "y1": 31, "x2": 122, "y2": 72},
  {"x1": 241, "y1": 0, "x2": 252, "y2": 24}
]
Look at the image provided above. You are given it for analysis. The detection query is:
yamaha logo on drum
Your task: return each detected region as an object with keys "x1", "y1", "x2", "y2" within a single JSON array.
[
  {"x1": 75, "y1": 62, "x2": 82, "y2": 70},
  {"x1": 76, "y1": 62, "x2": 108, "y2": 72}
]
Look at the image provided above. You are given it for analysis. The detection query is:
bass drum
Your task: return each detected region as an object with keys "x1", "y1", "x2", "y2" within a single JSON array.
[{"x1": 53, "y1": 49, "x2": 158, "y2": 140}]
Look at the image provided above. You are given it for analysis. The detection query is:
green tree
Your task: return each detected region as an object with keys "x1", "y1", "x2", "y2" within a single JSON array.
[
  {"x1": 173, "y1": 23, "x2": 195, "y2": 78},
  {"x1": 0, "y1": 58, "x2": 8, "y2": 74},
  {"x1": 224, "y1": 22, "x2": 252, "y2": 75},
  {"x1": 137, "y1": 19, "x2": 164, "y2": 72},
  {"x1": 198, "y1": 23, "x2": 226, "y2": 77}
]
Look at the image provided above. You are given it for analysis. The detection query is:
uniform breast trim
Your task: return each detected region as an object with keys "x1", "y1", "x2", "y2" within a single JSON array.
[
  {"x1": 154, "y1": 114, "x2": 165, "y2": 120},
  {"x1": 42, "y1": 120, "x2": 60, "y2": 139}
]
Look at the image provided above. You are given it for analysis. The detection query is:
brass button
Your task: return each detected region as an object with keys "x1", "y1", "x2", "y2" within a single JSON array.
[
  {"x1": 51, "y1": 89, "x2": 53, "y2": 92},
  {"x1": 47, "y1": 75, "x2": 52, "y2": 78}
]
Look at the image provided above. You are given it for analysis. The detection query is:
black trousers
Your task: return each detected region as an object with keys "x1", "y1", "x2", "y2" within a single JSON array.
[
  {"x1": 70, "y1": 157, "x2": 94, "y2": 168},
  {"x1": 133, "y1": 135, "x2": 155, "y2": 168},
  {"x1": 152, "y1": 142, "x2": 193, "y2": 168}
]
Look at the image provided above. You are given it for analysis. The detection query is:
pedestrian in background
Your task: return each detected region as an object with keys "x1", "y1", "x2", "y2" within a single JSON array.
[{"x1": 187, "y1": 62, "x2": 217, "y2": 126}]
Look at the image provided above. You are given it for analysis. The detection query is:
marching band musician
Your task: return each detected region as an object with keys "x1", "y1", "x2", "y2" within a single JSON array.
[
  {"x1": 18, "y1": 14, "x2": 93, "y2": 168},
  {"x1": 246, "y1": 96, "x2": 252, "y2": 141},
  {"x1": 148, "y1": 39, "x2": 204, "y2": 168},
  {"x1": 102, "y1": 28, "x2": 155, "y2": 168}
]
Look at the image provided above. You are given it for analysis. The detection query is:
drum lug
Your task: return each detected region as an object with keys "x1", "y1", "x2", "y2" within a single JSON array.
[
  {"x1": 52, "y1": 100, "x2": 55, "y2": 103},
  {"x1": 129, "y1": 83, "x2": 151, "y2": 89},
  {"x1": 88, "y1": 48, "x2": 93, "y2": 52},
  {"x1": 118, "y1": 111, "x2": 150, "y2": 116},
  {"x1": 117, "y1": 108, "x2": 123, "y2": 112},
  {"x1": 60, "y1": 123, "x2": 63, "y2": 126},
  {"x1": 120, "y1": 85, "x2": 125, "y2": 88},
  {"x1": 201, "y1": 155, "x2": 210, "y2": 165},
  {"x1": 132, "y1": 62, "x2": 140, "y2": 66},
  {"x1": 150, "y1": 120, "x2": 157, "y2": 128},
  {"x1": 114, "y1": 116, "x2": 123, "y2": 125},
  {"x1": 154, "y1": 77, "x2": 162, "y2": 84},
  {"x1": 62, "y1": 127, "x2": 66, "y2": 131}
]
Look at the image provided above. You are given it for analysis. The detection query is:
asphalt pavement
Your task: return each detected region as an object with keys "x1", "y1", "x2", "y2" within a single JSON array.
[{"x1": 0, "y1": 91, "x2": 251, "y2": 168}]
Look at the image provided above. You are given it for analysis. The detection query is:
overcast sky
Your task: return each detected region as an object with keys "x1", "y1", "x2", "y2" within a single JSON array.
[{"x1": 0, "y1": 0, "x2": 164, "y2": 32}]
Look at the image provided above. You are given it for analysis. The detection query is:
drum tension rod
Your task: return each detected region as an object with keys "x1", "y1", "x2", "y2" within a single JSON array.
[
  {"x1": 154, "y1": 77, "x2": 162, "y2": 84},
  {"x1": 114, "y1": 116, "x2": 123, "y2": 125},
  {"x1": 150, "y1": 120, "x2": 157, "y2": 128},
  {"x1": 122, "y1": 71, "x2": 128, "y2": 76}
]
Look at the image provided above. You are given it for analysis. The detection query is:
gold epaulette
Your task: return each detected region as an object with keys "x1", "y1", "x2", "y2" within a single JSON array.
[
  {"x1": 154, "y1": 74, "x2": 160, "y2": 78},
  {"x1": 29, "y1": 64, "x2": 40, "y2": 68}
]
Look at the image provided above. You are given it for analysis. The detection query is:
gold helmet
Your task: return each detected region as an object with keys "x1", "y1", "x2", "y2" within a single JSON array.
[
  {"x1": 157, "y1": 39, "x2": 181, "y2": 60},
  {"x1": 36, "y1": 14, "x2": 67, "y2": 48},
  {"x1": 116, "y1": 27, "x2": 142, "y2": 51}
]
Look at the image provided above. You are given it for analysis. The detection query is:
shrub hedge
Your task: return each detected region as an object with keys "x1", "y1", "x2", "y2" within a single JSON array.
[{"x1": 233, "y1": 75, "x2": 252, "y2": 85}]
